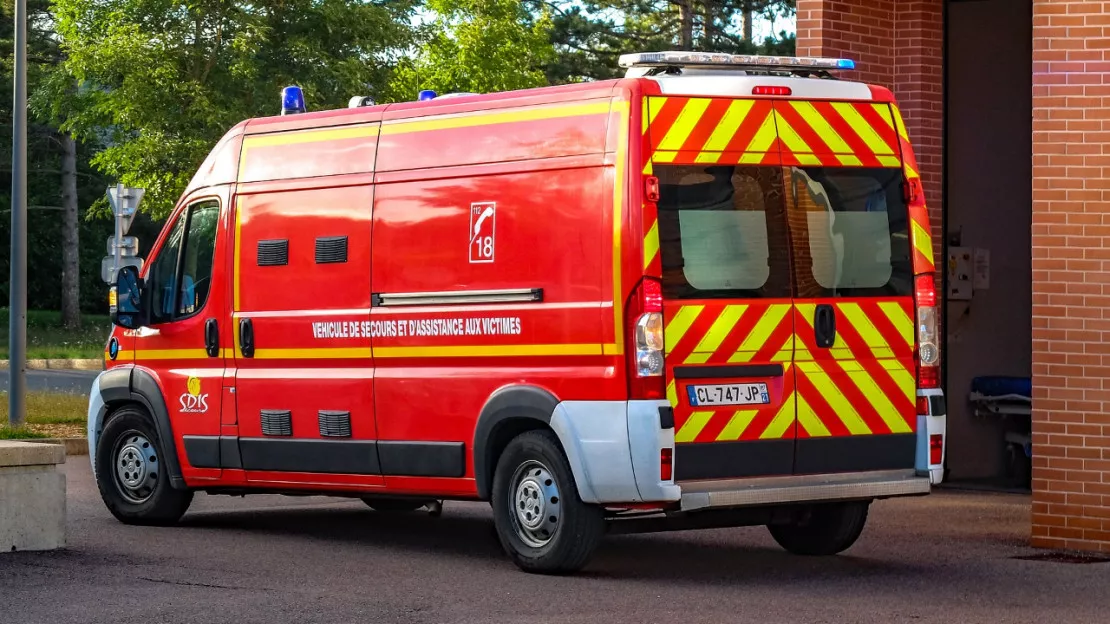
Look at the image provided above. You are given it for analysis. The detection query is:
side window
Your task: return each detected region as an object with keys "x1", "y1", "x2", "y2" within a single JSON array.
[
  {"x1": 656, "y1": 165, "x2": 792, "y2": 300},
  {"x1": 146, "y1": 200, "x2": 221, "y2": 323}
]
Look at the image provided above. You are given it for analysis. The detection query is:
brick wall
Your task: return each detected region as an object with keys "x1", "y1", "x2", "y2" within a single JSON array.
[{"x1": 1030, "y1": 0, "x2": 1110, "y2": 553}]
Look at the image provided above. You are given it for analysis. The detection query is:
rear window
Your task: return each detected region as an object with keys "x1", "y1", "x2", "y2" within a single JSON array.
[
  {"x1": 656, "y1": 165, "x2": 792, "y2": 300},
  {"x1": 786, "y1": 167, "x2": 913, "y2": 298}
]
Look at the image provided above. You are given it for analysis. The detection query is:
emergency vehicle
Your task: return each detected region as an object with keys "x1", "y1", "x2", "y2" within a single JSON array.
[{"x1": 90, "y1": 51, "x2": 946, "y2": 574}]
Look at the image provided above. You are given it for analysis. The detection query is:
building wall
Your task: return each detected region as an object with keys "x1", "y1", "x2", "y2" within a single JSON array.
[
  {"x1": 1031, "y1": 0, "x2": 1110, "y2": 553},
  {"x1": 945, "y1": 0, "x2": 1033, "y2": 481}
]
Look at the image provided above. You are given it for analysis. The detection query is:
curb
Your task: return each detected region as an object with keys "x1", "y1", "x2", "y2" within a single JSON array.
[
  {"x1": 0, "y1": 359, "x2": 102, "y2": 371},
  {"x1": 24, "y1": 438, "x2": 88, "y2": 456}
]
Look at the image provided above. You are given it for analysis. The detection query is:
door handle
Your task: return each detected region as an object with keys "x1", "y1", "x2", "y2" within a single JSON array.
[
  {"x1": 204, "y1": 318, "x2": 219, "y2": 358},
  {"x1": 239, "y1": 317, "x2": 254, "y2": 358},
  {"x1": 814, "y1": 304, "x2": 836, "y2": 349}
]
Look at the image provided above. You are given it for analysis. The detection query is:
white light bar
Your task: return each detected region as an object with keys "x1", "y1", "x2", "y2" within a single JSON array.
[{"x1": 618, "y1": 51, "x2": 856, "y2": 71}]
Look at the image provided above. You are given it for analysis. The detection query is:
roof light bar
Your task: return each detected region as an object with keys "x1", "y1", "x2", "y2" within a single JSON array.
[{"x1": 618, "y1": 51, "x2": 856, "y2": 72}]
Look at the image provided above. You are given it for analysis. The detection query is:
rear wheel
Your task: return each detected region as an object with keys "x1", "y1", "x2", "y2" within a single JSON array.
[
  {"x1": 360, "y1": 497, "x2": 429, "y2": 512},
  {"x1": 491, "y1": 429, "x2": 605, "y2": 574},
  {"x1": 768, "y1": 501, "x2": 870, "y2": 556},
  {"x1": 94, "y1": 406, "x2": 193, "y2": 526}
]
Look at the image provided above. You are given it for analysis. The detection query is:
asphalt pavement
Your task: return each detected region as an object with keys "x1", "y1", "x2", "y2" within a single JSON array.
[
  {"x1": 0, "y1": 368, "x2": 98, "y2": 395},
  {"x1": 1, "y1": 459, "x2": 1107, "y2": 624}
]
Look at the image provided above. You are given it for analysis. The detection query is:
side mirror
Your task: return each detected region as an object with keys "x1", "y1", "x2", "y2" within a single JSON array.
[{"x1": 110, "y1": 265, "x2": 145, "y2": 329}]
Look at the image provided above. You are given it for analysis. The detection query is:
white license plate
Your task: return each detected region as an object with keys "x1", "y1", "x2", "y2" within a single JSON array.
[{"x1": 686, "y1": 383, "x2": 770, "y2": 407}]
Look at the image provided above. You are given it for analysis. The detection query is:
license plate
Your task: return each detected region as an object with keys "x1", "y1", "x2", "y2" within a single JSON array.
[{"x1": 686, "y1": 383, "x2": 770, "y2": 407}]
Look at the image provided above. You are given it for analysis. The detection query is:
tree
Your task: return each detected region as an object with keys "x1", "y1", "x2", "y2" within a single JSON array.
[
  {"x1": 51, "y1": 0, "x2": 419, "y2": 219},
  {"x1": 390, "y1": 0, "x2": 555, "y2": 99}
]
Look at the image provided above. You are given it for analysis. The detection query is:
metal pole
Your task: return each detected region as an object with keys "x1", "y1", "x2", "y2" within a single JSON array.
[
  {"x1": 8, "y1": 0, "x2": 27, "y2": 427},
  {"x1": 113, "y1": 183, "x2": 122, "y2": 280}
]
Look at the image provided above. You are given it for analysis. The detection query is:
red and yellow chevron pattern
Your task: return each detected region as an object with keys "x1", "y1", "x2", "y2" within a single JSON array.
[
  {"x1": 892, "y1": 104, "x2": 937, "y2": 274},
  {"x1": 665, "y1": 299, "x2": 916, "y2": 445}
]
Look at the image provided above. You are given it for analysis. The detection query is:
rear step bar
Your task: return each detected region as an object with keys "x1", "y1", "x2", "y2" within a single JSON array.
[{"x1": 678, "y1": 469, "x2": 929, "y2": 512}]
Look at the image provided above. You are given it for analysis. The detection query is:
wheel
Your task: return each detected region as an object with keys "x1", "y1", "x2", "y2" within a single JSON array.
[
  {"x1": 94, "y1": 406, "x2": 193, "y2": 525},
  {"x1": 360, "y1": 497, "x2": 428, "y2": 512},
  {"x1": 768, "y1": 501, "x2": 870, "y2": 556},
  {"x1": 490, "y1": 429, "x2": 605, "y2": 574}
]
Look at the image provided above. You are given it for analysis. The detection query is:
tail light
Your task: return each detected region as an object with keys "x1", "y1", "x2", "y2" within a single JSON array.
[
  {"x1": 752, "y1": 85, "x2": 792, "y2": 96},
  {"x1": 916, "y1": 396, "x2": 929, "y2": 416},
  {"x1": 660, "y1": 448, "x2": 673, "y2": 481},
  {"x1": 915, "y1": 274, "x2": 940, "y2": 389},
  {"x1": 929, "y1": 434, "x2": 943, "y2": 465},
  {"x1": 627, "y1": 278, "x2": 665, "y2": 399}
]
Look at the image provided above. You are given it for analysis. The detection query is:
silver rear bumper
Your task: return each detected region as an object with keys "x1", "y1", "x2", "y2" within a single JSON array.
[{"x1": 679, "y1": 469, "x2": 930, "y2": 512}]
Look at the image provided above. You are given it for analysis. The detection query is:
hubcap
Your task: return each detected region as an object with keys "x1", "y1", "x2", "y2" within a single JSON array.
[
  {"x1": 508, "y1": 460, "x2": 562, "y2": 548},
  {"x1": 114, "y1": 432, "x2": 158, "y2": 504}
]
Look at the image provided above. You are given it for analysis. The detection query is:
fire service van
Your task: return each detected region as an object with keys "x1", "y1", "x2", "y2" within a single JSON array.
[{"x1": 91, "y1": 51, "x2": 946, "y2": 574}]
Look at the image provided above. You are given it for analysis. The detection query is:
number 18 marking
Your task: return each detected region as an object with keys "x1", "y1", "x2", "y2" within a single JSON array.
[{"x1": 469, "y1": 202, "x2": 496, "y2": 264}]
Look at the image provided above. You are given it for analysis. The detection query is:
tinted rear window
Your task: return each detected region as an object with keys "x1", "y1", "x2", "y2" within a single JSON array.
[{"x1": 656, "y1": 165, "x2": 792, "y2": 300}]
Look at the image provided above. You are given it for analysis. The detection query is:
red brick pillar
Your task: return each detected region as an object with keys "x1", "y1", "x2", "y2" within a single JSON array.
[
  {"x1": 1031, "y1": 1, "x2": 1110, "y2": 553},
  {"x1": 797, "y1": 0, "x2": 944, "y2": 250}
]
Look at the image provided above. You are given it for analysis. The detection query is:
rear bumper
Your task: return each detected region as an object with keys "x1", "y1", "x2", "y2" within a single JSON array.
[{"x1": 678, "y1": 469, "x2": 930, "y2": 512}]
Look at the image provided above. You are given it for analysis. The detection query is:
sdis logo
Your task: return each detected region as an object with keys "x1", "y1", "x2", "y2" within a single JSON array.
[{"x1": 179, "y1": 376, "x2": 209, "y2": 414}]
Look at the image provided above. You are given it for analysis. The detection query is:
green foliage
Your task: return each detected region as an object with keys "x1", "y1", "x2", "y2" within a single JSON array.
[
  {"x1": 391, "y1": 0, "x2": 555, "y2": 98},
  {"x1": 51, "y1": 0, "x2": 419, "y2": 218},
  {"x1": 0, "y1": 309, "x2": 111, "y2": 358}
]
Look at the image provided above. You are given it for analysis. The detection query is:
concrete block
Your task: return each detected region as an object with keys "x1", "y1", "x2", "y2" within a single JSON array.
[{"x1": 0, "y1": 441, "x2": 66, "y2": 552}]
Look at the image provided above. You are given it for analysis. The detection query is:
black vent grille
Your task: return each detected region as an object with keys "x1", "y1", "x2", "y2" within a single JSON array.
[
  {"x1": 315, "y1": 236, "x2": 348, "y2": 264},
  {"x1": 260, "y1": 410, "x2": 292, "y2": 436},
  {"x1": 257, "y1": 239, "x2": 289, "y2": 266},
  {"x1": 318, "y1": 410, "x2": 352, "y2": 438}
]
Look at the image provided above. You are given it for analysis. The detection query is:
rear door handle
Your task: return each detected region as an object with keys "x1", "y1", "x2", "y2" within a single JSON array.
[
  {"x1": 239, "y1": 317, "x2": 254, "y2": 358},
  {"x1": 204, "y1": 318, "x2": 219, "y2": 358},
  {"x1": 814, "y1": 304, "x2": 836, "y2": 349}
]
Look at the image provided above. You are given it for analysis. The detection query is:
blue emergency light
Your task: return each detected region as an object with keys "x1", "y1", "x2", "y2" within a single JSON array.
[
  {"x1": 418, "y1": 89, "x2": 437, "y2": 101},
  {"x1": 836, "y1": 58, "x2": 856, "y2": 70},
  {"x1": 281, "y1": 86, "x2": 306, "y2": 115}
]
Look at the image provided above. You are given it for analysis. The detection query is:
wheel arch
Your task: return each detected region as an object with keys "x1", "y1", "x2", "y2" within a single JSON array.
[{"x1": 473, "y1": 385, "x2": 561, "y2": 501}]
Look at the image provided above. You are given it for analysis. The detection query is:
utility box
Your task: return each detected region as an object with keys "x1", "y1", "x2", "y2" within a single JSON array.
[{"x1": 948, "y1": 246, "x2": 974, "y2": 301}]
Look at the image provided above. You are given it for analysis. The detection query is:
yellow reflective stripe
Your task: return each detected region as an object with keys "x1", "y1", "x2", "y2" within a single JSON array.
[
  {"x1": 761, "y1": 393, "x2": 797, "y2": 439},
  {"x1": 773, "y1": 113, "x2": 812, "y2": 156},
  {"x1": 133, "y1": 349, "x2": 211, "y2": 360},
  {"x1": 380, "y1": 101, "x2": 611, "y2": 135},
  {"x1": 612, "y1": 100, "x2": 629, "y2": 354},
  {"x1": 665, "y1": 305, "x2": 703, "y2": 353},
  {"x1": 878, "y1": 302, "x2": 914, "y2": 347},
  {"x1": 717, "y1": 410, "x2": 759, "y2": 441},
  {"x1": 880, "y1": 359, "x2": 917, "y2": 404},
  {"x1": 375, "y1": 344, "x2": 602, "y2": 358},
  {"x1": 746, "y1": 113, "x2": 779, "y2": 154},
  {"x1": 643, "y1": 219, "x2": 659, "y2": 270},
  {"x1": 891, "y1": 105, "x2": 910, "y2": 141},
  {"x1": 831, "y1": 102, "x2": 897, "y2": 156},
  {"x1": 795, "y1": 303, "x2": 816, "y2": 327},
  {"x1": 694, "y1": 150, "x2": 723, "y2": 164},
  {"x1": 242, "y1": 125, "x2": 379, "y2": 151},
  {"x1": 730, "y1": 304, "x2": 789, "y2": 362},
  {"x1": 771, "y1": 332, "x2": 794, "y2": 362},
  {"x1": 233, "y1": 197, "x2": 242, "y2": 312},
  {"x1": 794, "y1": 338, "x2": 813, "y2": 362},
  {"x1": 838, "y1": 302, "x2": 893, "y2": 359},
  {"x1": 838, "y1": 362, "x2": 913, "y2": 434},
  {"x1": 666, "y1": 379, "x2": 678, "y2": 408},
  {"x1": 791, "y1": 101, "x2": 853, "y2": 153},
  {"x1": 912, "y1": 219, "x2": 935, "y2": 265},
  {"x1": 675, "y1": 411, "x2": 714, "y2": 443},
  {"x1": 688, "y1": 305, "x2": 747, "y2": 363},
  {"x1": 253, "y1": 347, "x2": 372, "y2": 359},
  {"x1": 796, "y1": 393, "x2": 830, "y2": 437},
  {"x1": 836, "y1": 154, "x2": 864, "y2": 167},
  {"x1": 877, "y1": 155, "x2": 902, "y2": 168},
  {"x1": 648, "y1": 97, "x2": 669, "y2": 130},
  {"x1": 871, "y1": 103, "x2": 897, "y2": 131},
  {"x1": 657, "y1": 99, "x2": 711, "y2": 151},
  {"x1": 797, "y1": 361, "x2": 871, "y2": 435},
  {"x1": 654, "y1": 151, "x2": 677, "y2": 164},
  {"x1": 701, "y1": 100, "x2": 755, "y2": 152}
]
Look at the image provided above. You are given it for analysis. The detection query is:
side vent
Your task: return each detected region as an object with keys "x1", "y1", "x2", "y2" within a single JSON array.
[
  {"x1": 318, "y1": 410, "x2": 352, "y2": 438},
  {"x1": 257, "y1": 239, "x2": 289, "y2": 266},
  {"x1": 315, "y1": 236, "x2": 348, "y2": 264},
  {"x1": 260, "y1": 409, "x2": 293, "y2": 436}
]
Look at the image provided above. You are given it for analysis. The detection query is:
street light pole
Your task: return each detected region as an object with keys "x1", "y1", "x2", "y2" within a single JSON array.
[{"x1": 8, "y1": 0, "x2": 27, "y2": 427}]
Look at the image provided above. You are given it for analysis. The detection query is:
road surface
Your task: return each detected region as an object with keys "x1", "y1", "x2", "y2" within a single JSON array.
[
  {"x1": 0, "y1": 368, "x2": 97, "y2": 395},
  {"x1": 1, "y1": 459, "x2": 1107, "y2": 624}
]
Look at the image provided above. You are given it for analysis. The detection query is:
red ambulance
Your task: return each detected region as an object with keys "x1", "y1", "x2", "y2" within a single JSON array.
[{"x1": 90, "y1": 51, "x2": 946, "y2": 574}]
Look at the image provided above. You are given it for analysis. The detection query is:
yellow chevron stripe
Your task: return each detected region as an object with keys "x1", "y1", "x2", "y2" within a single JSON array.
[
  {"x1": 830, "y1": 347, "x2": 855, "y2": 361},
  {"x1": 891, "y1": 105, "x2": 910, "y2": 142},
  {"x1": 877, "y1": 155, "x2": 902, "y2": 168},
  {"x1": 654, "y1": 151, "x2": 677, "y2": 164},
  {"x1": 762, "y1": 392, "x2": 797, "y2": 439},
  {"x1": 694, "y1": 150, "x2": 722, "y2": 164},
  {"x1": 642, "y1": 99, "x2": 650, "y2": 133},
  {"x1": 912, "y1": 219, "x2": 935, "y2": 265},
  {"x1": 675, "y1": 411, "x2": 714, "y2": 443},
  {"x1": 837, "y1": 360, "x2": 913, "y2": 434},
  {"x1": 664, "y1": 305, "x2": 703, "y2": 353},
  {"x1": 648, "y1": 97, "x2": 669, "y2": 130},
  {"x1": 658, "y1": 99, "x2": 711, "y2": 152},
  {"x1": 795, "y1": 339, "x2": 813, "y2": 362},
  {"x1": 667, "y1": 379, "x2": 678, "y2": 407},
  {"x1": 797, "y1": 361, "x2": 872, "y2": 435},
  {"x1": 717, "y1": 409, "x2": 759, "y2": 441},
  {"x1": 796, "y1": 393, "x2": 831, "y2": 437},
  {"x1": 730, "y1": 304, "x2": 790, "y2": 363},
  {"x1": 878, "y1": 302, "x2": 914, "y2": 347},
  {"x1": 702, "y1": 100, "x2": 756, "y2": 152},
  {"x1": 643, "y1": 219, "x2": 659, "y2": 270},
  {"x1": 879, "y1": 358, "x2": 917, "y2": 404},
  {"x1": 771, "y1": 332, "x2": 795, "y2": 362},
  {"x1": 790, "y1": 101, "x2": 853, "y2": 153},
  {"x1": 746, "y1": 112, "x2": 779, "y2": 154},
  {"x1": 836, "y1": 154, "x2": 864, "y2": 167},
  {"x1": 773, "y1": 112, "x2": 810, "y2": 156},
  {"x1": 837, "y1": 302, "x2": 895, "y2": 359},
  {"x1": 643, "y1": 161, "x2": 653, "y2": 175},
  {"x1": 871, "y1": 103, "x2": 897, "y2": 131},
  {"x1": 686, "y1": 305, "x2": 747, "y2": 364},
  {"x1": 831, "y1": 102, "x2": 897, "y2": 156}
]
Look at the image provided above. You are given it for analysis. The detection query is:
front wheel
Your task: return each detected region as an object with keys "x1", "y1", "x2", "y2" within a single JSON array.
[
  {"x1": 491, "y1": 430, "x2": 605, "y2": 574},
  {"x1": 768, "y1": 501, "x2": 870, "y2": 556},
  {"x1": 94, "y1": 406, "x2": 193, "y2": 525}
]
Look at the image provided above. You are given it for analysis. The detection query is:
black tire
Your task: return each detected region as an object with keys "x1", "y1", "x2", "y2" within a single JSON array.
[
  {"x1": 360, "y1": 497, "x2": 428, "y2": 512},
  {"x1": 491, "y1": 429, "x2": 605, "y2": 574},
  {"x1": 768, "y1": 501, "x2": 870, "y2": 556},
  {"x1": 94, "y1": 406, "x2": 193, "y2": 526}
]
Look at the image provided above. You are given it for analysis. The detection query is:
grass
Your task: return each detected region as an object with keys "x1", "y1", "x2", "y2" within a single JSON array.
[
  {"x1": 0, "y1": 308, "x2": 110, "y2": 360},
  {"x1": 0, "y1": 391, "x2": 88, "y2": 439}
]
